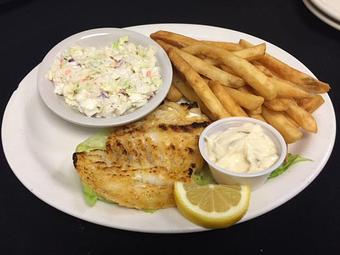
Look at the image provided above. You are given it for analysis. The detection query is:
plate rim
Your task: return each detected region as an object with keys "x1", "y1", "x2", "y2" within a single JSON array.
[
  {"x1": 310, "y1": 0, "x2": 340, "y2": 22},
  {"x1": 2, "y1": 23, "x2": 337, "y2": 233},
  {"x1": 303, "y1": 0, "x2": 340, "y2": 30}
]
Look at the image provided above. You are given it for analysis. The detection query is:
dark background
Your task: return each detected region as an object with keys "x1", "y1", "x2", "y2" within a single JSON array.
[{"x1": 1, "y1": 0, "x2": 339, "y2": 254}]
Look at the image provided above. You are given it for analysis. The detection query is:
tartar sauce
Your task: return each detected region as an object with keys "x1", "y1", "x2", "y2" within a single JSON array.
[{"x1": 206, "y1": 123, "x2": 279, "y2": 173}]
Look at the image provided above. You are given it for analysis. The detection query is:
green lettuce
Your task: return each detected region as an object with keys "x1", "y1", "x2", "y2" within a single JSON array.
[
  {"x1": 76, "y1": 129, "x2": 156, "y2": 212},
  {"x1": 191, "y1": 153, "x2": 311, "y2": 185},
  {"x1": 142, "y1": 209, "x2": 157, "y2": 214},
  {"x1": 268, "y1": 153, "x2": 312, "y2": 179},
  {"x1": 192, "y1": 164, "x2": 215, "y2": 185},
  {"x1": 75, "y1": 129, "x2": 111, "y2": 153},
  {"x1": 82, "y1": 182, "x2": 98, "y2": 207},
  {"x1": 112, "y1": 36, "x2": 129, "y2": 49},
  {"x1": 76, "y1": 129, "x2": 111, "y2": 206},
  {"x1": 81, "y1": 181, "x2": 156, "y2": 212},
  {"x1": 81, "y1": 182, "x2": 119, "y2": 207}
]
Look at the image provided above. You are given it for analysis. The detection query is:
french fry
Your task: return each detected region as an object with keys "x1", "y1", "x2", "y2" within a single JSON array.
[
  {"x1": 201, "y1": 40, "x2": 243, "y2": 51},
  {"x1": 197, "y1": 102, "x2": 217, "y2": 121},
  {"x1": 166, "y1": 84, "x2": 183, "y2": 102},
  {"x1": 264, "y1": 98, "x2": 289, "y2": 111},
  {"x1": 253, "y1": 62, "x2": 275, "y2": 76},
  {"x1": 150, "y1": 31, "x2": 253, "y2": 55},
  {"x1": 219, "y1": 64, "x2": 239, "y2": 76},
  {"x1": 283, "y1": 112, "x2": 300, "y2": 128},
  {"x1": 239, "y1": 39, "x2": 330, "y2": 93},
  {"x1": 167, "y1": 47, "x2": 231, "y2": 119},
  {"x1": 178, "y1": 51, "x2": 245, "y2": 88},
  {"x1": 204, "y1": 57, "x2": 260, "y2": 75},
  {"x1": 262, "y1": 107, "x2": 303, "y2": 144},
  {"x1": 156, "y1": 40, "x2": 245, "y2": 88},
  {"x1": 237, "y1": 85, "x2": 255, "y2": 94},
  {"x1": 182, "y1": 43, "x2": 266, "y2": 61},
  {"x1": 171, "y1": 72, "x2": 196, "y2": 101},
  {"x1": 209, "y1": 80, "x2": 248, "y2": 117},
  {"x1": 153, "y1": 31, "x2": 328, "y2": 144},
  {"x1": 152, "y1": 31, "x2": 240, "y2": 52},
  {"x1": 150, "y1": 30, "x2": 200, "y2": 48},
  {"x1": 223, "y1": 86, "x2": 264, "y2": 111},
  {"x1": 247, "y1": 106, "x2": 262, "y2": 115},
  {"x1": 182, "y1": 44, "x2": 277, "y2": 99},
  {"x1": 298, "y1": 95, "x2": 325, "y2": 113},
  {"x1": 155, "y1": 39, "x2": 172, "y2": 52},
  {"x1": 254, "y1": 62, "x2": 327, "y2": 94},
  {"x1": 203, "y1": 57, "x2": 219, "y2": 66},
  {"x1": 233, "y1": 43, "x2": 266, "y2": 61},
  {"x1": 271, "y1": 77, "x2": 313, "y2": 98},
  {"x1": 238, "y1": 80, "x2": 264, "y2": 114},
  {"x1": 289, "y1": 82, "x2": 329, "y2": 94},
  {"x1": 255, "y1": 63, "x2": 313, "y2": 98},
  {"x1": 283, "y1": 99, "x2": 317, "y2": 133},
  {"x1": 249, "y1": 114, "x2": 266, "y2": 122},
  {"x1": 157, "y1": 39, "x2": 265, "y2": 63},
  {"x1": 171, "y1": 72, "x2": 216, "y2": 120},
  {"x1": 255, "y1": 64, "x2": 313, "y2": 98}
]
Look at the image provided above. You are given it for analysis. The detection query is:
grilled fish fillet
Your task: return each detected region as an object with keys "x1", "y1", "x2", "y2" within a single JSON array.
[{"x1": 73, "y1": 102, "x2": 210, "y2": 210}]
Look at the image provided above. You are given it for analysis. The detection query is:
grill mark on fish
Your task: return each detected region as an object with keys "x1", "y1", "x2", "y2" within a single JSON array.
[
  {"x1": 188, "y1": 168, "x2": 193, "y2": 176},
  {"x1": 72, "y1": 152, "x2": 78, "y2": 167},
  {"x1": 159, "y1": 121, "x2": 210, "y2": 132},
  {"x1": 186, "y1": 147, "x2": 194, "y2": 154},
  {"x1": 180, "y1": 101, "x2": 198, "y2": 109},
  {"x1": 158, "y1": 124, "x2": 168, "y2": 130}
]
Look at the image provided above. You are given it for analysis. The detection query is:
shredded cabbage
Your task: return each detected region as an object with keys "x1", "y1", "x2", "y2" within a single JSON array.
[{"x1": 48, "y1": 36, "x2": 162, "y2": 117}]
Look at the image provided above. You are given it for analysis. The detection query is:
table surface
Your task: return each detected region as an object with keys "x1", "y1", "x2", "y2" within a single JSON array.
[{"x1": 1, "y1": 0, "x2": 339, "y2": 254}]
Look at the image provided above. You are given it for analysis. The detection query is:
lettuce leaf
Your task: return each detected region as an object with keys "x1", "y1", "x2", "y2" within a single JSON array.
[
  {"x1": 142, "y1": 209, "x2": 157, "y2": 213},
  {"x1": 268, "y1": 153, "x2": 312, "y2": 179},
  {"x1": 81, "y1": 182, "x2": 119, "y2": 206},
  {"x1": 191, "y1": 154, "x2": 311, "y2": 185},
  {"x1": 112, "y1": 36, "x2": 128, "y2": 49},
  {"x1": 76, "y1": 130, "x2": 112, "y2": 206},
  {"x1": 81, "y1": 181, "x2": 156, "y2": 212},
  {"x1": 75, "y1": 129, "x2": 111, "y2": 153},
  {"x1": 192, "y1": 165, "x2": 215, "y2": 185},
  {"x1": 82, "y1": 182, "x2": 98, "y2": 206}
]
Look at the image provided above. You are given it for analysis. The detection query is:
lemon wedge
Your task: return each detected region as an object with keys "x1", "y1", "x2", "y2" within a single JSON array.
[{"x1": 174, "y1": 182, "x2": 250, "y2": 228}]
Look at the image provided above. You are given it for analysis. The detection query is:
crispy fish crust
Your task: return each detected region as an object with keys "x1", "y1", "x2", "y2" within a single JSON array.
[{"x1": 73, "y1": 102, "x2": 210, "y2": 210}]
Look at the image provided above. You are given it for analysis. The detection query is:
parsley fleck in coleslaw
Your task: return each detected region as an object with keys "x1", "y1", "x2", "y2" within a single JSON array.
[{"x1": 47, "y1": 36, "x2": 162, "y2": 117}]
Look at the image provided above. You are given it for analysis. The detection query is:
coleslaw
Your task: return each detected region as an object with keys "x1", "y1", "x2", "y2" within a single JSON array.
[{"x1": 47, "y1": 36, "x2": 162, "y2": 117}]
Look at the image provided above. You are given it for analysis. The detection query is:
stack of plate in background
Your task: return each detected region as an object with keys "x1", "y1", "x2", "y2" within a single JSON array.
[{"x1": 303, "y1": 0, "x2": 340, "y2": 30}]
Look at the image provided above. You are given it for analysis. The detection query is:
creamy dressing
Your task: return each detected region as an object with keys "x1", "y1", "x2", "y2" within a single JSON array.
[
  {"x1": 47, "y1": 36, "x2": 162, "y2": 117},
  {"x1": 206, "y1": 123, "x2": 279, "y2": 173}
]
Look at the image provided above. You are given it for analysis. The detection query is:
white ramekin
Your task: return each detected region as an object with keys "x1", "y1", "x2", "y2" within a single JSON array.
[{"x1": 199, "y1": 117, "x2": 287, "y2": 190}]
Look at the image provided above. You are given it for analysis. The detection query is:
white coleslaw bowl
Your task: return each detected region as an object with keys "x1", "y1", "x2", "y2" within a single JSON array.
[
  {"x1": 199, "y1": 117, "x2": 287, "y2": 190},
  {"x1": 37, "y1": 28, "x2": 172, "y2": 127}
]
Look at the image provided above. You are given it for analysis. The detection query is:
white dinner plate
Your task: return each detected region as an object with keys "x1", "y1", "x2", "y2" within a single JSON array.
[
  {"x1": 2, "y1": 24, "x2": 336, "y2": 233},
  {"x1": 303, "y1": 0, "x2": 340, "y2": 30},
  {"x1": 310, "y1": 0, "x2": 340, "y2": 22}
]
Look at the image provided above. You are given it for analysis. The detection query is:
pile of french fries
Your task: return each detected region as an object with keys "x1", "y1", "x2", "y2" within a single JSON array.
[{"x1": 151, "y1": 30, "x2": 330, "y2": 144}]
